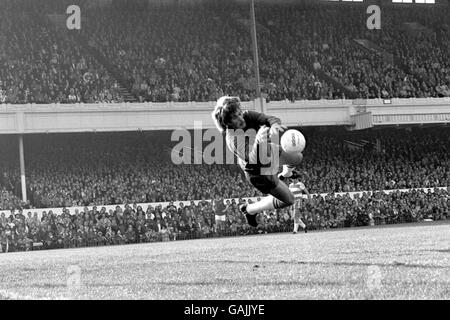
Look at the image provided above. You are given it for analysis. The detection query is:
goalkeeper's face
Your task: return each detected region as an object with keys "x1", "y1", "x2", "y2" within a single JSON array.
[{"x1": 227, "y1": 108, "x2": 246, "y2": 130}]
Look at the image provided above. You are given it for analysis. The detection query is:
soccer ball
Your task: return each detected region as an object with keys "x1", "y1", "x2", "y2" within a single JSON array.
[{"x1": 280, "y1": 129, "x2": 306, "y2": 153}]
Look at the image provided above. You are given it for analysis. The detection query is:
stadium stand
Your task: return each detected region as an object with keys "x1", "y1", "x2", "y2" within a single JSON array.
[
  {"x1": 0, "y1": 187, "x2": 447, "y2": 253},
  {"x1": 0, "y1": 0, "x2": 448, "y2": 252},
  {"x1": 0, "y1": 126, "x2": 448, "y2": 252},
  {"x1": 1, "y1": 0, "x2": 448, "y2": 103}
]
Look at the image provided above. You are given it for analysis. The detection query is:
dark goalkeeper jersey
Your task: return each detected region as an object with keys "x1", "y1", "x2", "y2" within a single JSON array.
[{"x1": 225, "y1": 110, "x2": 281, "y2": 171}]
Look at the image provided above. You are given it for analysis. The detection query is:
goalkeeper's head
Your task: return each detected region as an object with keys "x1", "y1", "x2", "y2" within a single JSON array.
[{"x1": 212, "y1": 96, "x2": 245, "y2": 132}]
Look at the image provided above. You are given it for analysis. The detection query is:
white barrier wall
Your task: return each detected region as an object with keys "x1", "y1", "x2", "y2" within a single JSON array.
[
  {"x1": 0, "y1": 98, "x2": 449, "y2": 134},
  {"x1": 1, "y1": 187, "x2": 447, "y2": 219}
]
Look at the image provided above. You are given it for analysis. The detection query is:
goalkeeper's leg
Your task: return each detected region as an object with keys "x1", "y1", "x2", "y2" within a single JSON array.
[{"x1": 240, "y1": 174, "x2": 295, "y2": 226}]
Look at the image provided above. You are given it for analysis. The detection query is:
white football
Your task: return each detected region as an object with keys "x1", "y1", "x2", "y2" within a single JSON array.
[{"x1": 280, "y1": 129, "x2": 306, "y2": 153}]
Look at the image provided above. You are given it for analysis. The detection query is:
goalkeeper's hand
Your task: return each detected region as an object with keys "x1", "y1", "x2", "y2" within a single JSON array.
[{"x1": 269, "y1": 123, "x2": 287, "y2": 140}]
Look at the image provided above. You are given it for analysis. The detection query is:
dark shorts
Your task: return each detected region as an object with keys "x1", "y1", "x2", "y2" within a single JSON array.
[{"x1": 244, "y1": 171, "x2": 279, "y2": 195}]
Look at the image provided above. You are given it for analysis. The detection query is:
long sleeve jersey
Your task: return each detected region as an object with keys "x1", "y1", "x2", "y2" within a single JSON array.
[{"x1": 225, "y1": 110, "x2": 281, "y2": 172}]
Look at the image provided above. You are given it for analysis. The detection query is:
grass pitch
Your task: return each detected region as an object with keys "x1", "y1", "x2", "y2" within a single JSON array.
[{"x1": 0, "y1": 221, "x2": 449, "y2": 300}]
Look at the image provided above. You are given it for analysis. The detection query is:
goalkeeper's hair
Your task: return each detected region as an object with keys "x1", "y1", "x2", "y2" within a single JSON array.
[{"x1": 211, "y1": 96, "x2": 241, "y2": 133}]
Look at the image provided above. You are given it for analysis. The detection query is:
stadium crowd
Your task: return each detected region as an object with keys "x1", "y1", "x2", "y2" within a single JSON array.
[
  {"x1": 0, "y1": 0, "x2": 448, "y2": 103},
  {"x1": 0, "y1": 188, "x2": 447, "y2": 253},
  {"x1": 0, "y1": 0, "x2": 449, "y2": 253},
  {"x1": 0, "y1": 126, "x2": 448, "y2": 252},
  {"x1": 81, "y1": 0, "x2": 337, "y2": 102},
  {"x1": 0, "y1": 126, "x2": 448, "y2": 211},
  {"x1": 0, "y1": 0, "x2": 123, "y2": 104},
  {"x1": 254, "y1": 3, "x2": 450, "y2": 99}
]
